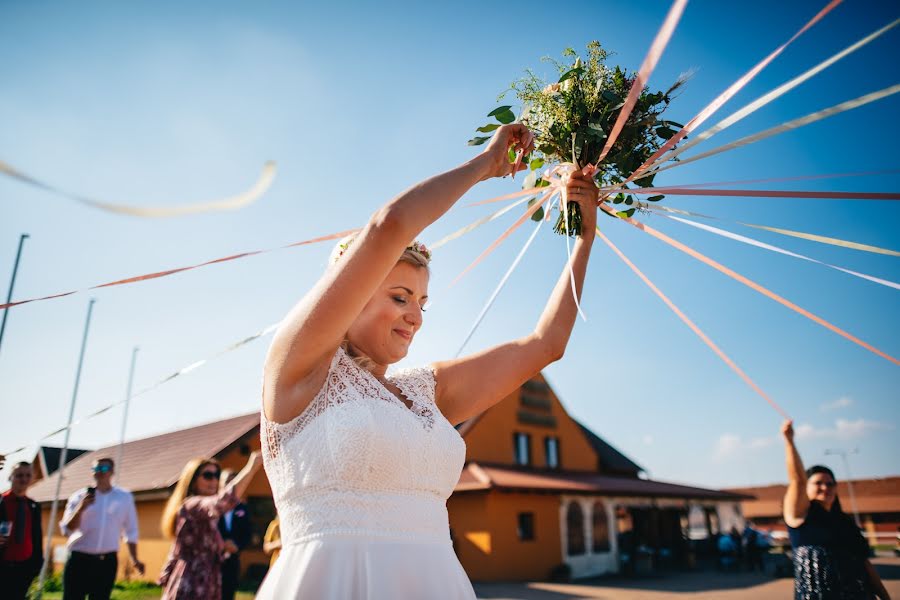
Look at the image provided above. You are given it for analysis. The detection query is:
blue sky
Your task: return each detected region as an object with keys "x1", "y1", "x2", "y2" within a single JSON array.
[{"x1": 2, "y1": 0, "x2": 898, "y2": 490}]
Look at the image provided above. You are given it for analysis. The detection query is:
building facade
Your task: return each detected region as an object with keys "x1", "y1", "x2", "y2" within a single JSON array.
[{"x1": 29, "y1": 374, "x2": 747, "y2": 583}]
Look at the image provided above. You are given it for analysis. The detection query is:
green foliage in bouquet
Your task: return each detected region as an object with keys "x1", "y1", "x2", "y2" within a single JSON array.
[{"x1": 469, "y1": 42, "x2": 688, "y2": 235}]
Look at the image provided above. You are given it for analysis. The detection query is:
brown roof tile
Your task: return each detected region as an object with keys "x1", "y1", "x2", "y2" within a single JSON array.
[
  {"x1": 454, "y1": 463, "x2": 749, "y2": 500},
  {"x1": 725, "y1": 476, "x2": 900, "y2": 518},
  {"x1": 29, "y1": 413, "x2": 260, "y2": 503}
]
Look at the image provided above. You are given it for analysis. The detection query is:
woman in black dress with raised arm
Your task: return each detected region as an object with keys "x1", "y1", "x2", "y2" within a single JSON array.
[{"x1": 781, "y1": 420, "x2": 890, "y2": 599}]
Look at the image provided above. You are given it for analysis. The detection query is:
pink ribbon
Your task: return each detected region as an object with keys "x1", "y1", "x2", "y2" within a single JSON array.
[{"x1": 596, "y1": 226, "x2": 790, "y2": 419}]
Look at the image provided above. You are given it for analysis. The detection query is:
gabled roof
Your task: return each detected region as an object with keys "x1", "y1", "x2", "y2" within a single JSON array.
[
  {"x1": 28, "y1": 413, "x2": 260, "y2": 503},
  {"x1": 574, "y1": 421, "x2": 643, "y2": 476},
  {"x1": 455, "y1": 462, "x2": 750, "y2": 501},
  {"x1": 37, "y1": 446, "x2": 90, "y2": 478},
  {"x1": 725, "y1": 476, "x2": 900, "y2": 518},
  {"x1": 456, "y1": 375, "x2": 645, "y2": 478}
]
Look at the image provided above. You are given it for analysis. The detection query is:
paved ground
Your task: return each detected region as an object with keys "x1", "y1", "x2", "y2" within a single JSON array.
[{"x1": 474, "y1": 556, "x2": 900, "y2": 599}]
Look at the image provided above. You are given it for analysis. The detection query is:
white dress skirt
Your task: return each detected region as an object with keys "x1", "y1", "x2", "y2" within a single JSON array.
[{"x1": 255, "y1": 348, "x2": 476, "y2": 599}]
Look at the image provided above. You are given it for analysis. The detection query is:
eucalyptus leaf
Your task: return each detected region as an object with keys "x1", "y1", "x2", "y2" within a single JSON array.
[
  {"x1": 612, "y1": 193, "x2": 624, "y2": 205},
  {"x1": 656, "y1": 127, "x2": 676, "y2": 140},
  {"x1": 487, "y1": 106, "x2": 513, "y2": 117},
  {"x1": 558, "y1": 67, "x2": 583, "y2": 83},
  {"x1": 494, "y1": 109, "x2": 516, "y2": 124},
  {"x1": 531, "y1": 207, "x2": 544, "y2": 222},
  {"x1": 467, "y1": 136, "x2": 491, "y2": 146},
  {"x1": 616, "y1": 208, "x2": 635, "y2": 218},
  {"x1": 647, "y1": 194, "x2": 665, "y2": 202},
  {"x1": 601, "y1": 90, "x2": 622, "y2": 105},
  {"x1": 635, "y1": 173, "x2": 655, "y2": 187},
  {"x1": 529, "y1": 157, "x2": 545, "y2": 170},
  {"x1": 476, "y1": 123, "x2": 501, "y2": 133}
]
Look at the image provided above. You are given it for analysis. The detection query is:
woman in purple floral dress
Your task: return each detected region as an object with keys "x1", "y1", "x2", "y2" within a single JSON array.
[{"x1": 159, "y1": 452, "x2": 262, "y2": 600}]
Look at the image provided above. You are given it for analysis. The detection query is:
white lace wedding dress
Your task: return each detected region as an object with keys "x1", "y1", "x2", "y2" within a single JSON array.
[{"x1": 256, "y1": 347, "x2": 476, "y2": 599}]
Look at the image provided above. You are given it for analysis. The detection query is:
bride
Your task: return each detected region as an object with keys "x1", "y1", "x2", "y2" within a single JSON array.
[{"x1": 257, "y1": 124, "x2": 599, "y2": 598}]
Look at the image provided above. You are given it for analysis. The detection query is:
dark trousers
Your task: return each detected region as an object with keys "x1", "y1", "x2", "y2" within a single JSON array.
[
  {"x1": 221, "y1": 554, "x2": 240, "y2": 600},
  {"x1": 0, "y1": 561, "x2": 38, "y2": 600},
  {"x1": 63, "y1": 551, "x2": 117, "y2": 600}
]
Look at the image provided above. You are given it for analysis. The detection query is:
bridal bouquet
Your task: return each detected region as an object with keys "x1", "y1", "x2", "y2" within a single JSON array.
[{"x1": 469, "y1": 42, "x2": 688, "y2": 235}]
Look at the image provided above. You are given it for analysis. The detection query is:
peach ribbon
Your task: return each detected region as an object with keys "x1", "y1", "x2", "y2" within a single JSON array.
[
  {"x1": 642, "y1": 203, "x2": 900, "y2": 257},
  {"x1": 594, "y1": 0, "x2": 688, "y2": 164},
  {"x1": 599, "y1": 203, "x2": 899, "y2": 366},
  {"x1": 0, "y1": 229, "x2": 358, "y2": 310},
  {"x1": 596, "y1": 226, "x2": 790, "y2": 418},
  {"x1": 626, "y1": 0, "x2": 843, "y2": 185}
]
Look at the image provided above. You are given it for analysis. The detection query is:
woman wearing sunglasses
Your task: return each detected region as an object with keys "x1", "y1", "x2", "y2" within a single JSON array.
[{"x1": 159, "y1": 451, "x2": 262, "y2": 600}]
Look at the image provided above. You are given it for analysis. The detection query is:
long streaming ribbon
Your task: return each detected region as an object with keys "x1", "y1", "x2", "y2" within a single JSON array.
[
  {"x1": 1, "y1": 321, "x2": 280, "y2": 458},
  {"x1": 0, "y1": 160, "x2": 277, "y2": 217},
  {"x1": 450, "y1": 188, "x2": 554, "y2": 287},
  {"x1": 455, "y1": 216, "x2": 547, "y2": 357},
  {"x1": 621, "y1": 187, "x2": 900, "y2": 201},
  {"x1": 469, "y1": 169, "x2": 900, "y2": 206},
  {"x1": 599, "y1": 203, "x2": 899, "y2": 366},
  {"x1": 560, "y1": 184, "x2": 588, "y2": 321},
  {"x1": 637, "y1": 84, "x2": 900, "y2": 180},
  {"x1": 593, "y1": 0, "x2": 688, "y2": 164},
  {"x1": 430, "y1": 193, "x2": 535, "y2": 250},
  {"x1": 0, "y1": 229, "x2": 359, "y2": 311},
  {"x1": 626, "y1": 0, "x2": 843, "y2": 184},
  {"x1": 646, "y1": 18, "x2": 900, "y2": 168},
  {"x1": 595, "y1": 226, "x2": 790, "y2": 419},
  {"x1": 643, "y1": 203, "x2": 900, "y2": 257},
  {"x1": 636, "y1": 169, "x2": 900, "y2": 190},
  {"x1": 659, "y1": 214, "x2": 900, "y2": 290}
]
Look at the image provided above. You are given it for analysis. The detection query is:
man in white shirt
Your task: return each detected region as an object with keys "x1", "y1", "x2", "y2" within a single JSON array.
[{"x1": 60, "y1": 457, "x2": 144, "y2": 600}]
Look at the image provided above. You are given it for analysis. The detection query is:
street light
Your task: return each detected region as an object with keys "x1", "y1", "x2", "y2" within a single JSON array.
[{"x1": 824, "y1": 448, "x2": 861, "y2": 529}]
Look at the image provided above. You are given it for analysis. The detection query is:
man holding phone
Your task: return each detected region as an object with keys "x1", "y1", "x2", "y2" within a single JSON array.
[
  {"x1": 60, "y1": 457, "x2": 143, "y2": 600},
  {"x1": 0, "y1": 461, "x2": 43, "y2": 600}
]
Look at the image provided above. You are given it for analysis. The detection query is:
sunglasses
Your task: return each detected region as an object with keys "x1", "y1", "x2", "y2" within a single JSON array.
[
  {"x1": 92, "y1": 464, "x2": 112, "y2": 473},
  {"x1": 199, "y1": 470, "x2": 220, "y2": 481}
]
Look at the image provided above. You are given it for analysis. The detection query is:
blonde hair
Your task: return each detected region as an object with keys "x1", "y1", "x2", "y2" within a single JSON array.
[
  {"x1": 329, "y1": 234, "x2": 431, "y2": 271},
  {"x1": 161, "y1": 457, "x2": 220, "y2": 539}
]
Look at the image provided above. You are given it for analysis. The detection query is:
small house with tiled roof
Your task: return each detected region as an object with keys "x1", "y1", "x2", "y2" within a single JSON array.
[{"x1": 447, "y1": 372, "x2": 748, "y2": 580}]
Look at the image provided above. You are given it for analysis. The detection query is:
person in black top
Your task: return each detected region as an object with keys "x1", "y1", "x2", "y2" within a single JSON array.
[
  {"x1": 781, "y1": 420, "x2": 890, "y2": 599},
  {"x1": 217, "y1": 471, "x2": 253, "y2": 600},
  {"x1": 0, "y1": 462, "x2": 43, "y2": 600}
]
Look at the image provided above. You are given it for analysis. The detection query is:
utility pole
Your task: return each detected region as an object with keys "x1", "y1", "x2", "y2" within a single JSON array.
[{"x1": 0, "y1": 233, "x2": 29, "y2": 355}]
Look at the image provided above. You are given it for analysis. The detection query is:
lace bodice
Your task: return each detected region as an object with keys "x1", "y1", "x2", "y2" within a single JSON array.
[{"x1": 261, "y1": 347, "x2": 466, "y2": 546}]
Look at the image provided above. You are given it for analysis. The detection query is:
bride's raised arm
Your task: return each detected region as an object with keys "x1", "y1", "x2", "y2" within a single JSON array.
[
  {"x1": 264, "y1": 125, "x2": 534, "y2": 424},
  {"x1": 433, "y1": 169, "x2": 599, "y2": 425}
]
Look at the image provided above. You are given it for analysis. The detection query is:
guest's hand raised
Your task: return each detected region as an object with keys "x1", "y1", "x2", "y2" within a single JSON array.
[
  {"x1": 480, "y1": 124, "x2": 535, "y2": 180},
  {"x1": 781, "y1": 420, "x2": 794, "y2": 442}
]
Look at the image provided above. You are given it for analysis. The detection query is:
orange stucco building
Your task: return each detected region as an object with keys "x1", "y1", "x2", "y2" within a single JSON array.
[{"x1": 28, "y1": 373, "x2": 746, "y2": 584}]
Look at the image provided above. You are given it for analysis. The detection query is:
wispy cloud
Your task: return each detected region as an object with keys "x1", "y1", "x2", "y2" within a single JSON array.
[
  {"x1": 712, "y1": 433, "x2": 777, "y2": 463},
  {"x1": 711, "y1": 417, "x2": 892, "y2": 464},
  {"x1": 796, "y1": 418, "x2": 893, "y2": 441},
  {"x1": 820, "y1": 396, "x2": 854, "y2": 412}
]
